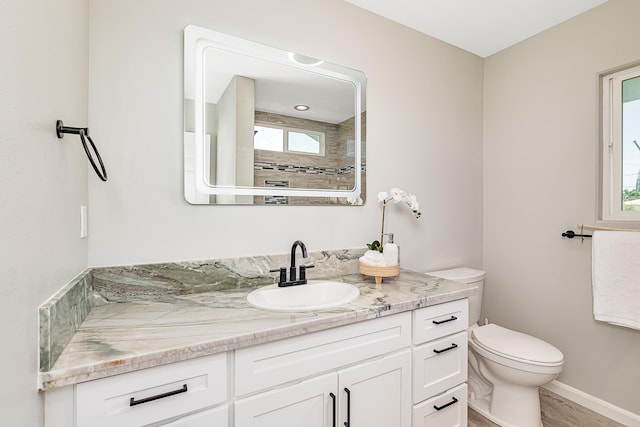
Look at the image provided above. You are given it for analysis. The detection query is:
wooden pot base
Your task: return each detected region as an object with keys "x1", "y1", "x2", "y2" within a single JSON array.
[{"x1": 359, "y1": 262, "x2": 400, "y2": 284}]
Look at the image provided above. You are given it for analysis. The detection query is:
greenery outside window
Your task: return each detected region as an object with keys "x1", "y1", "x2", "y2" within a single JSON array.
[
  {"x1": 254, "y1": 124, "x2": 325, "y2": 156},
  {"x1": 602, "y1": 64, "x2": 640, "y2": 220}
]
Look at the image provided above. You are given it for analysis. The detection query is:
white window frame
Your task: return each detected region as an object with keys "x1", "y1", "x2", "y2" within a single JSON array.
[
  {"x1": 601, "y1": 64, "x2": 640, "y2": 221},
  {"x1": 254, "y1": 122, "x2": 325, "y2": 157}
]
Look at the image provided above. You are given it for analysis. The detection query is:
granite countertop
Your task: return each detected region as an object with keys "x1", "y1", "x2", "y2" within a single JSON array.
[{"x1": 38, "y1": 250, "x2": 477, "y2": 391}]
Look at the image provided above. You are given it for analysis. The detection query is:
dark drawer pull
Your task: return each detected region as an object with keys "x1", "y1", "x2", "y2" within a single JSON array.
[
  {"x1": 344, "y1": 387, "x2": 351, "y2": 427},
  {"x1": 129, "y1": 384, "x2": 188, "y2": 407},
  {"x1": 433, "y1": 343, "x2": 458, "y2": 354},
  {"x1": 433, "y1": 396, "x2": 458, "y2": 411},
  {"x1": 432, "y1": 315, "x2": 457, "y2": 325},
  {"x1": 330, "y1": 392, "x2": 336, "y2": 427}
]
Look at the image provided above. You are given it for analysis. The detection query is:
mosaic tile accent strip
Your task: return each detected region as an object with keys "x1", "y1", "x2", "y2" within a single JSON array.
[
  {"x1": 254, "y1": 161, "x2": 365, "y2": 175},
  {"x1": 264, "y1": 180, "x2": 289, "y2": 205},
  {"x1": 255, "y1": 161, "x2": 340, "y2": 175}
]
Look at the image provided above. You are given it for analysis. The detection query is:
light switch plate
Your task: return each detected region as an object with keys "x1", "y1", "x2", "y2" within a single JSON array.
[{"x1": 80, "y1": 206, "x2": 87, "y2": 238}]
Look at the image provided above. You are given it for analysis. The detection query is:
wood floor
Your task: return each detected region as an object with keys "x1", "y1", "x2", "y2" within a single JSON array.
[
  {"x1": 467, "y1": 388, "x2": 625, "y2": 427},
  {"x1": 468, "y1": 408, "x2": 499, "y2": 427}
]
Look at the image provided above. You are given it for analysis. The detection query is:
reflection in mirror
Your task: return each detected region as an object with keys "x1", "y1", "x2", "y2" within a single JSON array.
[{"x1": 184, "y1": 25, "x2": 366, "y2": 205}]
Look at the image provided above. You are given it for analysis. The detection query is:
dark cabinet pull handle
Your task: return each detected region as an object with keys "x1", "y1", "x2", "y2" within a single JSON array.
[
  {"x1": 129, "y1": 384, "x2": 188, "y2": 407},
  {"x1": 433, "y1": 343, "x2": 458, "y2": 354},
  {"x1": 433, "y1": 396, "x2": 459, "y2": 411},
  {"x1": 330, "y1": 392, "x2": 336, "y2": 427},
  {"x1": 344, "y1": 387, "x2": 351, "y2": 427},
  {"x1": 432, "y1": 315, "x2": 457, "y2": 325}
]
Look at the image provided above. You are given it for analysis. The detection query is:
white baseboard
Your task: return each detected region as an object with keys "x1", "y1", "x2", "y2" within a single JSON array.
[{"x1": 543, "y1": 380, "x2": 640, "y2": 427}]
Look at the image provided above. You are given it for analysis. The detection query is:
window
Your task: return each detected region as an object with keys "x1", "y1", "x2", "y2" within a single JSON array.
[
  {"x1": 602, "y1": 64, "x2": 640, "y2": 220},
  {"x1": 254, "y1": 124, "x2": 325, "y2": 156}
]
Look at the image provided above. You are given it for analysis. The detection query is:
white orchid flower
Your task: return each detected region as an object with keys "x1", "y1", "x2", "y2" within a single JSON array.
[
  {"x1": 407, "y1": 193, "x2": 419, "y2": 211},
  {"x1": 389, "y1": 188, "x2": 406, "y2": 203},
  {"x1": 372, "y1": 187, "x2": 422, "y2": 251}
]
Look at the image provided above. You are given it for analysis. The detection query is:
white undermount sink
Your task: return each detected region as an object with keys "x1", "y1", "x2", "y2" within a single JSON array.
[{"x1": 246, "y1": 280, "x2": 360, "y2": 312}]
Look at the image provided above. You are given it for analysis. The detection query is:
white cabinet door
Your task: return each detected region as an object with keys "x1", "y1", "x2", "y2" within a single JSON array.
[
  {"x1": 235, "y1": 373, "x2": 337, "y2": 427},
  {"x1": 338, "y1": 350, "x2": 411, "y2": 427}
]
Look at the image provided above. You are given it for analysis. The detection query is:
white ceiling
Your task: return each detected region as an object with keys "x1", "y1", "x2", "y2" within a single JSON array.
[
  {"x1": 343, "y1": 0, "x2": 608, "y2": 57},
  {"x1": 203, "y1": 48, "x2": 358, "y2": 124}
]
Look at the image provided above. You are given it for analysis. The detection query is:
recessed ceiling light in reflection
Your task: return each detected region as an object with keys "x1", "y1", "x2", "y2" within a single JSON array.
[
  {"x1": 287, "y1": 52, "x2": 324, "y2": 66},
  {"x1": 294, "y1": 105, "x2": 310, "y2": 112}
]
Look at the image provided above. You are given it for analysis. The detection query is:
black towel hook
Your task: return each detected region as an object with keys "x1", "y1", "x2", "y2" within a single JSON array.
[{"x1": 56, "y1": 120, "x2": 108, "y2": 181}]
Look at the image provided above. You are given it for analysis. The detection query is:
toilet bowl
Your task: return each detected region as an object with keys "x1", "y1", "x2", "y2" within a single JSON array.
[
  {"x1": 426, "y1": 268, "x2": 564, "y2": 427},
  {"x1": 469, "y1": 323, "x2": 564, "y2": 427}
]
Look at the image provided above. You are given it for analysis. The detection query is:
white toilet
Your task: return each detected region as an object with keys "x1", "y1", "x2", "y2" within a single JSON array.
[{"x1": 427, "y1": 268, "x2": 564, "y2": 427}]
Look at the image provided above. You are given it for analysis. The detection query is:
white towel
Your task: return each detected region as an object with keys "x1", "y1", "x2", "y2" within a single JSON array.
[
  {"x1": 359, "y1": 250, "x2": 387, "y2": 267},
  {"x1": 592, "y1": 231, "x2": 640, "y2": 330}
]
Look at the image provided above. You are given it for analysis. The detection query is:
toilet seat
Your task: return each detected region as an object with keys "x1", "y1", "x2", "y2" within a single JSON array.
[{"x1": 471, "y1": 324, "x2": 564, "y2": 369}]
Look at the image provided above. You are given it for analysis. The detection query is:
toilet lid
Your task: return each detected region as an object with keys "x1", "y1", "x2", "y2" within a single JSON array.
[
  {"x1": 471, "y1": 324, "x2": 564, "y2": 365},
  {"x1": 426, "y1": 267, "x2": 486, "y2": 284}
]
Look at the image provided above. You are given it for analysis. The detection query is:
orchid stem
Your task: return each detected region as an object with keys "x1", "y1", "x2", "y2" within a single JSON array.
[{"x1": 380, "y1": 200, "x2": 387, "y2": 247}]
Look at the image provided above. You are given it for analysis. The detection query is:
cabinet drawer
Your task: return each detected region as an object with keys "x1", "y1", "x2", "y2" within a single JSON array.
[
  {"x1": 413, "y1": 299, "x2": 468, "y2": 344},
  {"x1": 412, "y1": 383, "x2": 468, "y2": 427},
  {"x1": 413, "y1": 331, "x2": 467, "y2": 403},
  {"x1": 76, "y1": 353, "x2": 227, "y2": 427},
  {"x1": 235, "y1": 312, "x2": 411, "y2": 395}
]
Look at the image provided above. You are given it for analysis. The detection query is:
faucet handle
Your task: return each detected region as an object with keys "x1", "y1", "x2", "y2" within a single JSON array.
[
  {"x1": 299, "y1": 264, "x2": 315, "y2": 282},
  {"x1": 269, "y1": 267, "x2": 287, "y2": 284}
]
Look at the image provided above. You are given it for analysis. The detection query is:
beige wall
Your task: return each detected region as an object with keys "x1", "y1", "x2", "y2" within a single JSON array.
[
  {"x1": 0, "y1": 0, "x2": 89, "y2": 424},
  {"x1": 484, "y1": 0, "x2": 640, "y2": 415},
  {"x1": 87, "y1": 0, "x2": 484, "y2": 271}
]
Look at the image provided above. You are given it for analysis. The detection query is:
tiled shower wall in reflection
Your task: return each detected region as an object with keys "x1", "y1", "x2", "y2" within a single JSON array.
[{"x1": 253, "y1": 111, "x2": 366, "y2": 205}]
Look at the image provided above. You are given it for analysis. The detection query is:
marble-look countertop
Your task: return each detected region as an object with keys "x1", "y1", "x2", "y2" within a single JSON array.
[{"x1": 39, "y1": 267, "x2": 476, "y2": 391}]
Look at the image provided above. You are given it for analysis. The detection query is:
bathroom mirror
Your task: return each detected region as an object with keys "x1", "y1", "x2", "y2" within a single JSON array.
[{"x1": 184, "y1": 25, "x2": 366, "y2": 205}]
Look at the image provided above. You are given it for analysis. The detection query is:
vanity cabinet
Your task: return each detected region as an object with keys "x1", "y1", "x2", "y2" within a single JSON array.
[
  {"x1": 44, "y1": 297, "x2": 471, "y2": 427},
  {"x1": 412, "y1": 299, "x2": 469, "y2": 426}
]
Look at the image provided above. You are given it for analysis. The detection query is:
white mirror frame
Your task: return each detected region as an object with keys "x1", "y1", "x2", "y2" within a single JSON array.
[{"x1": 184, "y1": 25, "x2": 365, "y2": 201}]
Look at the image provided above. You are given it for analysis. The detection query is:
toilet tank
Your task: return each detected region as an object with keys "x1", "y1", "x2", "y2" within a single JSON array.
[{"x1": 426, "y1": 267, "x2": 486, "y2": 326}]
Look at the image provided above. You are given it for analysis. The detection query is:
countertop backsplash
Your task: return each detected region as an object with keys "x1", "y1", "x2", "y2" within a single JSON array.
[{"x1": 39, "y1": 269, "x2": 93, "y2": 372}]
